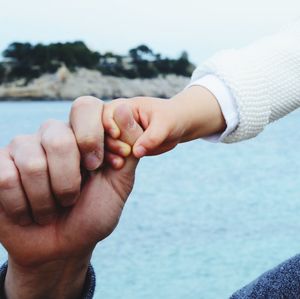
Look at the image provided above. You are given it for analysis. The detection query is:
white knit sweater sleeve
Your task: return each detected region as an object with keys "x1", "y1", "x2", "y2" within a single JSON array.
[{"x1": 190, "y1": 21, "x2": 300, "y2": 143}]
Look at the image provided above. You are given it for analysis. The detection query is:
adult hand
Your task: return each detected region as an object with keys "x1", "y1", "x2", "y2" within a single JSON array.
[{"x1": 0, "y1": 97, "x2": 143, "y2": 299}]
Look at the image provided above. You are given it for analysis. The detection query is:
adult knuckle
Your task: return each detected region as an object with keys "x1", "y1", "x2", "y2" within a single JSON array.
[
  {"x1": 9, "y1": 204, "x2": 27, "y2": 218},
  {"x1": 10, "y1": 135, "x2": 29, "y2": 147},
  {"x1": 43, "y1": 134, "x2": 74, "y2": 154},
  {"x1": 40, "y1": 119, "x2": 59, "y2": 132},
  {"x1": 56, "y1": 178, "x2": 81, "y2": 198},
  {"x1": 0, "y1": 150, "x2": 9, "y2": 164},
  {"x1": 77, "y1": 134, "x2": 99, "y2": 151},
  {"x1": 21, "y1": 158, "x2": 47, "y2": 177},
  {"x1": 0, "y1": 171, "x2": 18, "y2": 189},
  {"x1": 0, "y1": 149, "x2": 7, "y2": 156},
  {"x1": 72, "y1": 96, "x2": 102, "y2": 110},
  {"x1": 34, "y1": 205, "x2": 54, "y2": 217},
  {"x1": 60, "y1": 136, "x2": 76, "y2": 152},
  {"x1": 56, "y1": 187, "x2": 76, "y2": 198}
]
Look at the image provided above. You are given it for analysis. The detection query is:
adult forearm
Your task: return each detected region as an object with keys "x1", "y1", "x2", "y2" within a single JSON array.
[{"x1": 5, "y1": 254, "x2": 92, "y2": 299}]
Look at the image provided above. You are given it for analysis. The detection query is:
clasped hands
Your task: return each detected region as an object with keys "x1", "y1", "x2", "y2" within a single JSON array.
[
  {"x1": 0, "y1": 96, "x2": 144, "y2": 299},
  {"x1": 0, "y1": 86, "x2": 225, "y2": 298}
]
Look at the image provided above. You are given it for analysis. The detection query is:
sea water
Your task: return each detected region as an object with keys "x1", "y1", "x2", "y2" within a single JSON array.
[{"x1": 0, "y1": 101, "x2": 300, "y2": 299}]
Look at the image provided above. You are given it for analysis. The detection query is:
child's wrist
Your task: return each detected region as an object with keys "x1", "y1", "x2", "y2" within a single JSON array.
[{"x1": 170, "y1": 86, "x2": 226, "y2": 142}]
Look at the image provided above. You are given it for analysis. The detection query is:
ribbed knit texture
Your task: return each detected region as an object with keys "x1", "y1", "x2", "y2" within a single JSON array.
[{"x1": 191, "y1": 20, "x2": 300, "y2": 143}]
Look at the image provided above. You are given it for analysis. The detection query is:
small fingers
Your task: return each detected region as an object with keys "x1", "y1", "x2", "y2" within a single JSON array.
[
  {"x1": 113, "y1": 104, "x2": 144, "y2": 146},
  {"x1": 0, "y1": 149, "x2": 32, "y2": 226},
  {"x1": 104, "y1": 103, "x2": 144, "y2": 201},
  {"x1": 70, "y1": 96, "x2": 104, "y2": 170},
  {"x1": 105, "y1": 136, "x2": 131, "y2": 157},
  {"x1": 103, "y1": 100, "x2": 127, "y2": 139},
  {"x1": 104, "y1": 152, "x2": 125, "y2": 170},
  {"x1": 110, "y1": 104, "x2": 144, "y2": 175}
]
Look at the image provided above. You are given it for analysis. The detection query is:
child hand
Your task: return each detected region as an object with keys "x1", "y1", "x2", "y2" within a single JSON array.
[
  {"x1": 104, "y1": 97, "x2": 183, "y2": 167},
  {"x1": 104, "y1": 86, "x2": 226, "y2": 169}
]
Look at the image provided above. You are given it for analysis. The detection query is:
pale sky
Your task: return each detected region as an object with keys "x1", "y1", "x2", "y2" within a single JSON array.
[{"x1": 0, "y1": 0, "x2": 299, "y2": 64}]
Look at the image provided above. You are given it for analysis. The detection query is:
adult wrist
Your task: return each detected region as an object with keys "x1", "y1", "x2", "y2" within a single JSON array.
[{"x1": 5, "y1": 254, "x2": 93, "y2": 299}]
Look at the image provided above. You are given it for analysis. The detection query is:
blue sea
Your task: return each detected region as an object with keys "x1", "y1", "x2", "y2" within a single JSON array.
[{"x1": 0, "y1": 101, "x2": 300, "y2": 299}]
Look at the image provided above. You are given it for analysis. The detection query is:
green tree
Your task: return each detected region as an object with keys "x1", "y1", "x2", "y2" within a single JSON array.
[
  {"x1": 154, "y1": 58, "x2": 173, "y2": 75},
  {"x1": 46, "y1": 41, "x2": 100, "y2": 70},
  {"x1": 2, "y1": 41, "x2": 101, "y2": 82},
  {"x1": 1, "y1": 41, "x2": 194, "y2": 82},
  {"x1": 135, "y1": 61, "x2": 158, "y2": 78},
  {"x1": 3, "y1": 42, "x2": 33, "y2": 64},
  {"x1": 129, "y1": 45, "x2": 155, "y2": 62},
  {"x1": 172, "y1": 51, "x2": 195, "y2": 77},
  {"x1": 0, "y1": 63, "x2": 5, "y2": 84}
]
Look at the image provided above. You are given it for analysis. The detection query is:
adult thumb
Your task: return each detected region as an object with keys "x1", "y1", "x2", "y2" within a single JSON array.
[{"x1": 111, "y1": 103, "x2": 144, "y2": 176}]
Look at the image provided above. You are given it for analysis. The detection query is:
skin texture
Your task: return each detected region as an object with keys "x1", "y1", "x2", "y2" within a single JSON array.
[
  {"x1": 0, "y1": 97, "x2": 143, "y2": 299},
  {"x1": 104, "y1": 85, "x2": 226, "y2": 168}
]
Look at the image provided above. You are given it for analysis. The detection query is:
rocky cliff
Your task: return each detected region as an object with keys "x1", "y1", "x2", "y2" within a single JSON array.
[{"x1": 0, "y1": 66, "x2": 190, "y2": 100}]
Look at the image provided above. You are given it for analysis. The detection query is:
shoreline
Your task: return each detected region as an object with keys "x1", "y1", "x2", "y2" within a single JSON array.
[
  {"x1": 0, "y1": 97, "x2": 74, "y2": 102},
  {"x1": 0, "y1": 97, "x2": 112, "y2": 102},
  {"x1": 0, "y1": 67, "x2": 190, "y2": 101}
]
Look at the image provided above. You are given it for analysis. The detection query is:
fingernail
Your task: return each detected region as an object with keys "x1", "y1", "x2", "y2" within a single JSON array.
[
  {"x1": 134, "y1": 145, "x2": 146, "y2": 158},
  {"x1": 119, "y1": 144, "x2": 131, "y2": 157},
  {"x1": 61, "y1": 196, "x2": 77, "y2": 207},
  {"x1": 112, "y1": 158, "x2": 122, "y2": 169},
  {"x1": 109, "y1": 125, "x2": 120, "y2": 138},
  {"x1": 84, "y1": 151, "x2": 102, "y2": 170},
  {"x1": 18, "y1": 214, "x2": 32, "y2": 226}
]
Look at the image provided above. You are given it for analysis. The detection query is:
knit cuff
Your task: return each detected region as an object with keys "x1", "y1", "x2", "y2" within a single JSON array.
[
  {"x1": 191, "y1": 49, "x2": 271, "y2": 143},
  {"x1": 0, "y1": 261, "x2": 96, "y2": 299}
]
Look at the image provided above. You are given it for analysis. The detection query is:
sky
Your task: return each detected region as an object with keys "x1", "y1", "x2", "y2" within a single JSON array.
[{"x1": 0, "y1": 0, "x2": 299, "y2": 64}]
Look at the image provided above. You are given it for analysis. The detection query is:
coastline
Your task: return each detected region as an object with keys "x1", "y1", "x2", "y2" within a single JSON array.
[
  {"x1": 0, "y1": 97, "x2": 72, "y2": 102},
  {"x1": 0, "y1": 67, "x2": 190, "y2": 101}
]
